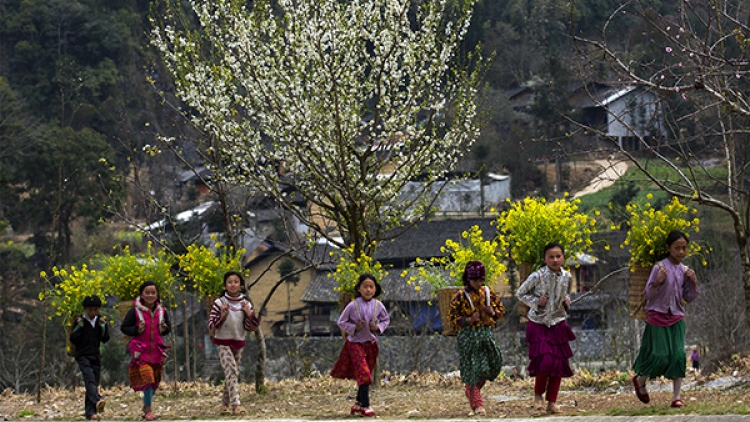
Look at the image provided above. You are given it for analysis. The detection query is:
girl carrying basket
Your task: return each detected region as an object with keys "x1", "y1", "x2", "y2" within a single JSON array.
[
  {"x1": 449, "y1": 260, "x2": 505, "y2": 416},
  {"x1": 516, "y1": 242, "x2": 576, "y2": 414}
]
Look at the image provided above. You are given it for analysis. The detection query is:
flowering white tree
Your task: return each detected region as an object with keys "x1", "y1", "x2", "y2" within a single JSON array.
[
  {"x1": 572, "y1": 0, "x2": 750, "y2": 323},
  {"x1": 151, "y1": 0, "x2": 485, "y2": 259}
]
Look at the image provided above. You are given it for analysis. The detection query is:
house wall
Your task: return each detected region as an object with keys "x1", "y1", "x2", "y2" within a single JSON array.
[
  {"x1": 607, "y1": 90, "x2": 663, "y2": 140},
  {"x1": 246, "y1": 254, "x2": 316, "y2": 336}
]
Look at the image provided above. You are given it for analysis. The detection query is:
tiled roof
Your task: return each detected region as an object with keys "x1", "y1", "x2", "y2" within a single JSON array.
[{"x1": 375, "y1": 217, "x2": 496, "y2": 263}]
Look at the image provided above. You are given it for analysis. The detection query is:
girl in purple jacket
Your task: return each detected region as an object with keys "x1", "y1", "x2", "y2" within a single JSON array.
[
  {"x1": 121, "y1": 281, "x2": 171, "y2": 421},
  {"x1": 331, "y1": 274, "x2": 390, "y2": 417},
  {"x1": 632, "y1": 230, "x2": 700, "y2": 409}
]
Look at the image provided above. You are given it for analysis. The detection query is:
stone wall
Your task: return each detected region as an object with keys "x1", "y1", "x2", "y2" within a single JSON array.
[{"x1": 238, "y1": 326, "x2": 640, "y2": 382}]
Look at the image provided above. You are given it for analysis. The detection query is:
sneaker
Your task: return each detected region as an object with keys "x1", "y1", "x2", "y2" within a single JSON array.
[
  {"x1": 350, "y1": 401, "x2": 362, "y2": 415},
  {"x1": 360, "y1": 407, "x2": 375, "y2": 417},
  {"x1": 96, "y1": 400, "x2": 106, "y2": 414}
]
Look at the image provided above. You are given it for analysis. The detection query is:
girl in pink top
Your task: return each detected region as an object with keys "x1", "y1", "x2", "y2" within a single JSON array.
[
  {"x1": 331, "y1": 273, "x2": 390, "y2": 417},
  {"x1": 208, "y1": 271, "x2": 260, "y2": 415},
  {"x1": 632, "y1": 230, "x2": 700, "y2": 409}
]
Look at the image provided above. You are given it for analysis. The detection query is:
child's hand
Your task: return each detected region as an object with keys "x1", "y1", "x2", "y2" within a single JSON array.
[
  {"x1": 469, "y1": 311, "x2": 480, "y2": 323},
  {"x1": 159, "y1": 319, "x2": 167, "y2": 334},
  {"x1": 220, "y1": 303, "x2": 230, "y2": 321},
  {"x1": 138, "y1": 321, "x2": 146, "y2": 334},
  {"x1": 685, "y1": 268, "x2": 697, "y2": 286},
  {"x1": 242, "y1": 302, "x2": 254, "y2": 317},
  {"x1": 653, "y1": 265, "x2": 668, "y2": 287},
  {"x1": 563, "y1": 296, "x2": 571, "y2": 309},
  {"x1": 75, "y1": 316, "x2": 83, "y2": 324},
  {"x1": 369, "y1": 320, "x2": 378, "y2": 332},
  {"x1": 481, "y1": 305, "x2": 495, "y2": 316},
  {"x1": 538, "y1": 295, "x2": 549, "y2": 307},
  {"x1": 355, "y1": 320, "x2": 366, "y2": 332}
]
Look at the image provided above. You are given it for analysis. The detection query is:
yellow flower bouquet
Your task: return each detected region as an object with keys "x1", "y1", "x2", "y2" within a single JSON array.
[
  {"x1": 622, "y1": 195, "x2": 706, "y2": 268},
  {"x1": 496, "y1": 196, "x2": 597, "y2": 269},
  {"x1": 178, "y1": 243, "x2": 246, "y2": 298},
  {"x1": 40, "y1": 264, "x2": 106, "y2": 317},
  {"x1": 405, "y1": 225, "x2": 508, "y2": 292},
  {"x1": 329, "y1": 243, "x2": 387, "y2": 295},
  {"x1": 102, "y1": 243, "x2": 176, "y2": 303}
]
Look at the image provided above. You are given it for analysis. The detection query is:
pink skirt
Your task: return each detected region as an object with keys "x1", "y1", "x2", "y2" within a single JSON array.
[{"x1": 526, "y1": 321, "x2": 576, "y2": 378}]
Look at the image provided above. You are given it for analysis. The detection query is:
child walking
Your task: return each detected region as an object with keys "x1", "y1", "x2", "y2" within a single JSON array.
[
  {"x1": 331, "y1": 274, "x2": 390, "y2": 417},
  {"x1": 632, "y1": 230, "x2": 700, "y2": 408},
  {"x1": 70, "y1": 295, "x2": 110, "y2": 420},
  {"x1": 208, "y1": 271, "x2": 260, "y2": 415},
  {"x1": 516, "y1": 242, "x2": 576, "y2": 414},
  {"x1": 449, "y1": 260, "x2": 505, "y2": 416},
  {"x1": 120, "y1": 281, "x2": 171, "y2": 421}
]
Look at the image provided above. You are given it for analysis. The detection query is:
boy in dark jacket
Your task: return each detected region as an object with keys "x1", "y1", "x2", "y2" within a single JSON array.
[{"x1": 70, "y1": 295, "x2": 110, "y2": 420}]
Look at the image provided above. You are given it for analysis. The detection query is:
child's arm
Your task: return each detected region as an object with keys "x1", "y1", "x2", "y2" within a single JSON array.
[
  {"x1": 69, "y1": 316, "x2": 84, "y2": 345},
  {"x1": 449, "y1": 291, "x2": 476, "y2": 327},
  {"x1": 373, "y1": 301, "x2": 390, "y2": 333},
  {"x1": 120, "y1": 308, "x2": 140, "y2": 337},
  {"x1": 243, "y1": 300, "x2": 261, "y2": 332},
  {"x1": 487, "y1": 290, "x2": 505, "y2": 320},
  {"x1": 643, "y1": 264, "x2": 665, "y2": 303},
  {"x1": 682, "y1": 266, "x2": 700, "y2": 303},
  {"x1": 208, "y1": 299, "x2": 225, "y2": 330},
  {"x1": 336, "y1": 301, "x2": 358, "y2": 335},
  {"x1": 516, "y1": 272, "x2": 540, "y2": 308},
  {"x1": 99, "y1": 317, "x2": 110, "y2": 344},
  {"x1": 160, "y1": 310, "x2": 172, "y2": 336}
]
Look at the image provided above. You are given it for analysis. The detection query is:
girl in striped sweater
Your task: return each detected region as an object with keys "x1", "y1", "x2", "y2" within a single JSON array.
[{"x1": 208, "y1": 271, "x2": 260, "y2": 415}]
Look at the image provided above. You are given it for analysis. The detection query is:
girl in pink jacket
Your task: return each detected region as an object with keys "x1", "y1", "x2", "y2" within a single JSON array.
[{"x1": 121, "y1": 282, "x2": 171, "y2": 421}]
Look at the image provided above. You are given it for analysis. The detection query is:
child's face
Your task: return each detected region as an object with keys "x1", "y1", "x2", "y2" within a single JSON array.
[
  {"x1": 544, "y1": 246, "x2": 565, "y2": 271},
  {"x1": 225, "y1": 274, "x2": 242, "y2": 296},
  {"x1": 667, "y1": 237, "x2": 688, "y2": 262},
  {"x1": 84, "y1": 306, "x2": 100, "y2": 319},
  {"x1": 469, "y1": 278, "x2": 484, "y2": 291},
  {"x1": 358, "y1": 278, "x2": 377, "y2": 301},
  {"x1": 140, "y1": 285, "x2": 159, "y2": 306}
]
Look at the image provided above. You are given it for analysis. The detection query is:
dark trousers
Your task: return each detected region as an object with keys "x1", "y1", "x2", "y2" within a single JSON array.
[{"x1": 76, "y1": 355, "x2": 102, "y2": 417}]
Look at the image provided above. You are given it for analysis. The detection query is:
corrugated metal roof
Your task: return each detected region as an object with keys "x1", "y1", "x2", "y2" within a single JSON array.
[{"x1": 300, "y1": 268, "x2": 437, "y2": 303}]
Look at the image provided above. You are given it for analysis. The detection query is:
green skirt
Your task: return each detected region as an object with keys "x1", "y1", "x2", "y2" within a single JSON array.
[
  {"x1": 457, "y1": 326, "x2": 503, "y2": 387},
  {"x1": 633, "y1": 319, "x2": 686, "y2": 380}
]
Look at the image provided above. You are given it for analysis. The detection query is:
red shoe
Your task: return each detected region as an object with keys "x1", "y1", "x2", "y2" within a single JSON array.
[
  {"x1": 671, "y1": 399, "x2": 685, "y2": 408},
  {"x1": 350, "y1": 402, "x2": 362, "y2": 415},
  {"x1": 360, "y1": 406, "x2": 376, "y2": 417},
  {"x1": 632, "y1": 375, "x2": 650, "y2": 404}
]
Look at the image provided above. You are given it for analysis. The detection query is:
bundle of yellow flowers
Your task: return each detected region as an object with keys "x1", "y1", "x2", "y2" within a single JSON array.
[
  {"x1": 178, "y1": 242, "x2": 247, "y2": 298},
  {"x1": 40, "y1": 264, "x2": 106, "y2": 317},
  {"x1": 102, "y1": 243, "x2": 176, "y2": 303},
  {"x1": 496, "y1": 195, "x2": 598, "y2": 269},
  {"x1": 404, "y1": 225, "x2": 507, "y2": 292},
  {"x1": 329, "y1": 243, "x2": 387, "y2": 295},
  {"x1": 622, "y1": 195, "x2": 706, "y2": 268}
]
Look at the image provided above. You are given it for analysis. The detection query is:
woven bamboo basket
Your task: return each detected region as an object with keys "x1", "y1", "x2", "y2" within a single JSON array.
[
  {"x1": 517, "y1": 263, "x2": 533, "y2": 318},
  {"x1": 629, "y1": 265, "x2": 652, "y2": 320},
  {"x1": 438, "y1": 286, "x2": 462, "y2": 336},
  {"x1": 205, "y1": 294, "x2": 221, "y2": 316},
  {"x1": 118, "y1": 300, "x2": 135, "y2": 320}
]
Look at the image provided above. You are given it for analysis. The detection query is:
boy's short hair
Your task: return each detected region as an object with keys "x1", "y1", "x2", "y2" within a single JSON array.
[{"x1": 82, "y1": 295, "x2": 102, "y2": 308}]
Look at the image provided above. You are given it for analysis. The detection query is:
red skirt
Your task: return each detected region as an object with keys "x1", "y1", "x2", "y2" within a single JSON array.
[
  {"x1": 128, "y1": 360, "x2": 163, "y2": 392},
  {"x1": 330, "y1": 340, "x2": 379, "y2": 386},
  {"x1": 526, "y1": 321, "x2": 576, "y2": 378}
]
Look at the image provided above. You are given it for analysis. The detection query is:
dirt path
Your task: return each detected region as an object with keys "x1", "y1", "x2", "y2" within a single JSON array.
[{"x1": 573, "y1": 159, "x2": 630, "y2": 198}]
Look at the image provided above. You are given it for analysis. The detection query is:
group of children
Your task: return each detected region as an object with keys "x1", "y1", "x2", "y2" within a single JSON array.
[{"x1": 70, "y1": 230, "x2": 699, "y2": 419}]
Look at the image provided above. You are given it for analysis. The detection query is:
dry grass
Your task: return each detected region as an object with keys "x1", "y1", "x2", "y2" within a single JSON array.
[{"x1": 3, "y1": 358, "x2": 750, "y2": 420}]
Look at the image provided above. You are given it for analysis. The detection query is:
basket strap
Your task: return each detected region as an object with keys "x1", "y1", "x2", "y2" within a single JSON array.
[{"x1": 463, "y1": 290, "x2": 475, "y2": 311}]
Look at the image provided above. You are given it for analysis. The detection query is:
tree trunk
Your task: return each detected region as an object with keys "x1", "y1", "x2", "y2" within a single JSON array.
[
  {"x1": 183, "y1": 295, "x2": 191, "y2": 381},
  {"x1": 254, "y1": 327, "x2": 267, "y2": 394}
]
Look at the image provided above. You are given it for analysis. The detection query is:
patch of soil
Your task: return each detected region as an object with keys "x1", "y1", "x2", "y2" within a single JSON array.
[{"x1": 4, "y1": 362, "x2": 750, "y2": 420}]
